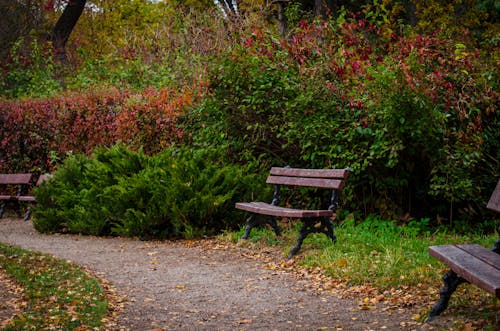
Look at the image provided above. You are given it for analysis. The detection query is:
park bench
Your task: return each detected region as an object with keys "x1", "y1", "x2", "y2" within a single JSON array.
[
  {"x1": 0, "y1": 173, "x2": 34, "y2": 219},
  {"x1": 0, "y1": 173, "x2": 51, "y2": 221},
  {"x1": 235, "y1": 167, "x2": 350, "y2": 259},
  {"x1": 427, "y1": 179, "x2": 500, "y2": 324}
]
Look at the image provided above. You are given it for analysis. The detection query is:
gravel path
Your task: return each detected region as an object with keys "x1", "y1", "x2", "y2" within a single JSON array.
[{"x1": 0, "y1": 219, "x2": 433, "y2": 330}]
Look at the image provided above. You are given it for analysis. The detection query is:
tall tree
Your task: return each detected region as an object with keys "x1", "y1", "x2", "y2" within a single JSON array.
[{"x1": 49, "y1": 0, "x2": 86, "y2": 63}]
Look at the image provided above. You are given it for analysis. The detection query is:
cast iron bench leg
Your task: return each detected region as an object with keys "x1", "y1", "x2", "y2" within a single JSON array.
[
  {"x1": 241, "y1": 214, "x2": 281, "y2": 240},
  {"x1": 287, "y1": 218, "x2": 337, "y2": 259},
  {"x1": 427, "y1": 270, "x2": 468, "y2": 322},
  {"x1": 24, "y1": 209, "x2": 32, "y2": 221},
  {"x1": 0, "y1": 202, "x2": 4, "y2": 218},
  {"x1": 323, "y1": 218, "x2": 337, "y2": 243},
  {"x1": 268, "y1": 216, "x2": 281, "y2": 236},
  {"x1": 288, "y1": 223, "x2": 309, "y2": 259}
]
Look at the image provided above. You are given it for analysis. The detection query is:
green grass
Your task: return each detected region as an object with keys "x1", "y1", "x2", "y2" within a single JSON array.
[
  {"x1": 221, "y1": 216, "x2": 500, "y2": 329},
  {"x1": 0, "y1": 243, "x2": 109, "y2": 330},
  {"x1": 303, "y1": 218, "x2": 494, "y2": 287}
]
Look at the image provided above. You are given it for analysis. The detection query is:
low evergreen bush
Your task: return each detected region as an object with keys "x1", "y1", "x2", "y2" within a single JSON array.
[{"x1": 32, "y1": 144, "x2": 266, "y2": 238}]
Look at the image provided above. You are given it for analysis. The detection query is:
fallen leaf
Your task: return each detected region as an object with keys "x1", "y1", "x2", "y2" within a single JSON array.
[{"x1": 235, "y1": 318, "x2": 252, "y2": 325}]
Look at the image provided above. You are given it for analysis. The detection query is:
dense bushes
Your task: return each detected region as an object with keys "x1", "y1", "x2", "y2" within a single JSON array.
[
  {"x1": 32, "y1": 144, "x2": 266, "y2": 238},
  {"x1": 1, "y1": 6, "x2": 498, "y2": 227},
  {"x1": 0, "y1": 85, "x2": 202, "y2": 173},
  {"x1": 184, "y1": 16, "x2": 499, "y2": 223}
]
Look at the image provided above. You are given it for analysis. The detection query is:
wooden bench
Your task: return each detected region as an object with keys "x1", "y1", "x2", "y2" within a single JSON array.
[
  {"x1": 427, "y1": 179, "x2": 500, "y2": 323},
  {"x1": 0, "y1": 173, "x2": 51, "y2": 221},
  {"x1": 235, "y1": 167, "x2": 350, "y2": 259},
  {"x1": 0, "y1": 173, "x2": 34, "y2": 218}
]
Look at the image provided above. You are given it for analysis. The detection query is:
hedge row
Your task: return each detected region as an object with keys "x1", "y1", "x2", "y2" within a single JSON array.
[{"x1": 0, "y1": 85, "x2": 203, "y2": 173}]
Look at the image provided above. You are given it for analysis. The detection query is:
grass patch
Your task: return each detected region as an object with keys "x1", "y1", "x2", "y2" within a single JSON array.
[
  {"x1": 299, "y1": 217, "x2": 496, "y2": 288},
  {"x1": 0, "y1": 243, "x2": 108, "y2": 330},
  {"x1": 222, "y1": 216, "x2": 500, "y2": 328}
]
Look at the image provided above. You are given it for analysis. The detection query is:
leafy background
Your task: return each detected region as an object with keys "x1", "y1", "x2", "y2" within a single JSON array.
[{"x1": 0, "y1": 0, "x2": 498, "y2": 235}]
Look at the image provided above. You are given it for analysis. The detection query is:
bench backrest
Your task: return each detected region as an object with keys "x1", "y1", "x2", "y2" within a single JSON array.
[
  {"x1": 266, "y1": 167, "x2": 349, "y2": 190},
  {"x1": 0, "y1": 173, "x2": 33, "y2": 185},
  {"x1": 487, "y1": 180, "x2": 500, "y2": 213}
]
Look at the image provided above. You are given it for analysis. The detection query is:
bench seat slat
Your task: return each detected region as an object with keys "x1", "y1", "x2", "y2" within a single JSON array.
[
  {"x1": 0, "y1": 195, "x2": 15, "y2": 200},
  {"x1": 17, "y1": 196, "x2": 36, "y2": 202},
  {"x1": 429, "y1": 244, "x2": 500, "y2": 297},
  {"x1": 235, "y1": 202, "x2": 333, "y2": 218},
  {"x1": 269, "y1": 167, "x2": 349, "y2": 179},
  {"x1": 0, "y1": 174, "x2": 32, "y2": 185},
  {"x1": 266, "y1": 176, "x2": 344, "y2": 189},
  {"x1": 456, "y1": 244, "x2": 500, "y2": 268}
]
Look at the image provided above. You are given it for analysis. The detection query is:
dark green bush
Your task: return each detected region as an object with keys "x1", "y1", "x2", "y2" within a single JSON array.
[{"x1": 32, "y1": 144, "x2": 266, "y2": 238}]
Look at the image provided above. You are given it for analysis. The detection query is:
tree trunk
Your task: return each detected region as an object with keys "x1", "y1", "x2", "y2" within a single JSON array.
[
  {"x1": 277, "y1": 0, "x2": 287, "y2": 38},
  {"x1": 314, "y1": 0, "x2": 323, "y2": 17},
  {"x1": 403, "y1": 0, "x2": 417, "y2": 26},
  {"x1": 51, "y1": 0, "x2": 87, "y2": 63}
]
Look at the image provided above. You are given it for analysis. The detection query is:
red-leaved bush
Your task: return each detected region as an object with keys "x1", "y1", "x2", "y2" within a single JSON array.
[{"x1": 0, "y1": 84, "x2": 205, "y2": 173}]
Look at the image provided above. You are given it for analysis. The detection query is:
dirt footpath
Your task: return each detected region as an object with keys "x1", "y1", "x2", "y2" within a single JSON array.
[{"x1": 0, "y1": 219, "x2": 434, "y2": 330}]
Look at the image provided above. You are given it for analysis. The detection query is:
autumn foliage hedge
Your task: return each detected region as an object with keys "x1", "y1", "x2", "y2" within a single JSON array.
[{"x1": 0, "y1": 85, "x2": 204, "y2": 173}]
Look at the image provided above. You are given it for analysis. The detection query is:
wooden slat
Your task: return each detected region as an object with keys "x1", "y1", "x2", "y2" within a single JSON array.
[
  {"x1": 0, "y1": 195, "x2": 14, "y2": 200},
  {"x1": 0, "y1": 173, "x2": 32, "y2": 185},
  {"x1": 457, "y1": 244, "x2": 500, "y2": 268},
  {"x1": 429, "y1": 245, "x2": 500, "y2": 297},
  {"x1": 235, "y1": 202, "x2": 333, "y2": 218},
  {"x1": 18, "y1": 196, "x2": 36, "y2": 202},
  {"x1": 266, "y1": 176, "x2": 344, "y2": 189},
  {"x1": 486, "y1": 180, "x2": 500, "y2": 213},
  {"x1": 16, "y1": 174, "x2": 53, "y2": 203},
  {"x1": 270, "y1": 167, "x2": 349, "y2": 179}
]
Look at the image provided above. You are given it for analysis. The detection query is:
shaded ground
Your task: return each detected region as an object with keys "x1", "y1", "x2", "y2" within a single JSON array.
[
  {"x1": 0, "y1": 267, "x2": 21, "y2": 329},
  {"x1": 0, "y1": 218, "x2": 448, "y2": 330}
]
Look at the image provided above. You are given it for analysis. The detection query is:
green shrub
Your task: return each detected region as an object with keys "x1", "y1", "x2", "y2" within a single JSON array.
[
  {"x1": 32, "y1": 144, "x2": 266, "y2": 238},
  {"x1": 184, "y1": 17, "x2": 499, "y2": 224},
  {"x1": 0, "y1": 38, "x2": 62, "y2": 99}
]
